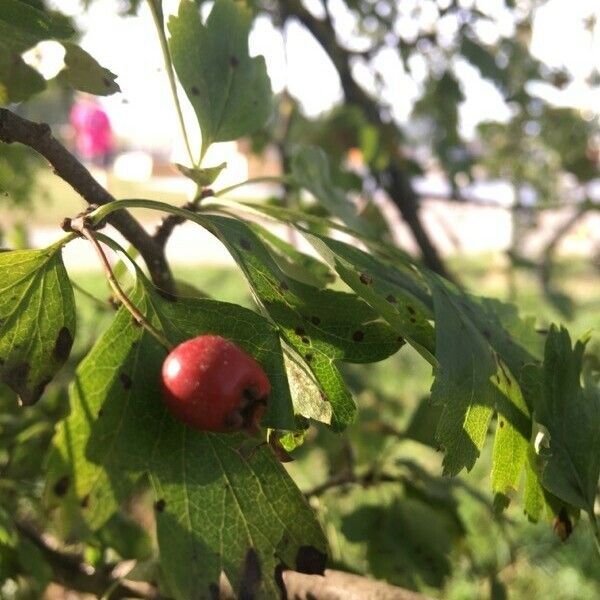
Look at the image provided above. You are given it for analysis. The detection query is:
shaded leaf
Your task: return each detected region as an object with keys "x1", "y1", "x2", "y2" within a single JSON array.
[
  {"x1": 0, "y1": 52, "x2": 45, "y2": 105},
  {"x1": 525, "y1": 326, "x2": 600, "y2": 517},
  {"x1": 0, "y1": 247, "x2": 75, "y2": 405},
  {"x1": 292, "y1": 146, "x2": 376, "y2": 237},
  {"x1": 0, "y1": 0, "x2": 74, "y2": 55},
  {"x1": 47, "y1": 275, "x2": 324, "y2": 599}
]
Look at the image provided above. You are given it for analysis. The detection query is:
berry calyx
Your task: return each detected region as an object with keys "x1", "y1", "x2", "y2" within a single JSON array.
[{"x1": 161, "y1": 335, "x2": 270, "y2": 434}]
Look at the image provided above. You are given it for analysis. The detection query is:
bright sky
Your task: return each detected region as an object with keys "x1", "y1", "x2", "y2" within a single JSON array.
[{"x1": 36, "y1": 0, "x2": 600, "y2": 157}]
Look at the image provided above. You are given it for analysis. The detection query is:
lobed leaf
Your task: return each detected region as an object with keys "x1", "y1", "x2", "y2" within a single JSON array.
[
  {"x1": 168, "y1": 0, "x2": 272, "y2": 157},
  {"x1": 525, "y1": 326, "x2": 600, "y2": 517}
]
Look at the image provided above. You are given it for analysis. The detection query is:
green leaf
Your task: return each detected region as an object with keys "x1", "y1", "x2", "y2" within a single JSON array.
[
  {"x1": 490, "y1": 365, "x2": 529, "y2": 507},
  {"x1": 0, "y1": 0, "x2": 75, "y2": 55},
  {"x1": 56, "y1": 42, "x2": 120, "y2": 96},
  {"x1": 427, "y1": 275, "x2": 530, "y2": 477},
  {"x1": 176, "y1": 161, "x2": 226, "y2": 186},
  {"x1": 337, "y1": 487, "x2": 454, "y2": 589},
  {"x1": 0, "y1": 247, "x2": 75, "y2": 405},
  {"x1": 291, "y1": 146, "x2": 376, "y2": 237},
  {"x1": 301, "y1": 229, "x2": 436, "y2": 364},
  {"x1": 168, "y1": 0, "x2": 272, "y2": 156},
  {"x1": 249, "y1": 222, "x2": 334, "y2": 289},
  {"x1": 403, "y1": 396, "x2": 443, "y2": 448},
  {"x1": 525, "y1": 326, "x2": 600, "y2": 516},
  {"x1": 47, "y1": 277, "x2": 325, "y2": 598},
  {"x1": 0, "y1": 52, "x2": 45, "y2": 105},
  {"x1": 193, "y1": 214, "x2": 403, "y2": 430}
]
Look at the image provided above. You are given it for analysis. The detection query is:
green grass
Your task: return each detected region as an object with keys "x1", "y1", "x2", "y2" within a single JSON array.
[{"x1": 5, "y1": 169, "x2": 189, "y2": 226}]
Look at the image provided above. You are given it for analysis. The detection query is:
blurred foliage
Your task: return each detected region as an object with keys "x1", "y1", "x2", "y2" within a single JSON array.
[{"x1": 0, "y1": 144, "x2": 45, "y2": 208}]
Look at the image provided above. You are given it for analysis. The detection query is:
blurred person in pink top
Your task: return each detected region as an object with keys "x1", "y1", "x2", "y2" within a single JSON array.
[{"x1": 69, "y1": 94, "x2": 114, "y2": 168}]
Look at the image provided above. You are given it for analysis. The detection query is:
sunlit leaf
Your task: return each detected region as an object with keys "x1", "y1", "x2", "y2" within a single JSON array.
[{"x1": 0, "y1": 247, "x2": 75, "y2": 405}]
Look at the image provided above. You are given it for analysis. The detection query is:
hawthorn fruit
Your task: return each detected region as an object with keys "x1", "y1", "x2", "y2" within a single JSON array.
[{"x1": 161, "y1": 335, "x2": 270, "y2": 434}]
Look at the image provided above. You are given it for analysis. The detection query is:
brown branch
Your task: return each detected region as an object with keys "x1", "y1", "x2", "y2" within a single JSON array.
[
  {"x1": 0, "y1": 108, "x2": 175, "y2": 294},
  {"x1": 15, "y1": 521, "x2": 166, "y2": 599},
  {"x1": 153, "y1": 188, "x2": 214, "y2": 248},
  {"x1": 282, "y1": 569, "x2": 435, "y2": 600},
  {"x1": 305, "y1": 469, "x2": 401, "y2": 498}
]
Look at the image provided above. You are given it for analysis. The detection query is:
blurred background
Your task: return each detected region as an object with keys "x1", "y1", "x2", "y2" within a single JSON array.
[{"x1": 2, "y1": 0, "x2": 600, "y2": 599}]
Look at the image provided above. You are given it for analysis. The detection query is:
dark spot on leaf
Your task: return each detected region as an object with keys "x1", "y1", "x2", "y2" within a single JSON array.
[
  {"x1": 499, "y1": 420, "x2": 505, "y2": 428},
  {"x1": 154, "y1": 499, "x2": 166, "y2": 512},
  {"x1": 359, "y1": 273, "x2": 373, "y2": 285},
  {"x1": 191, "y1": 85, "x2": 200, "y2": 96},
  {"x1": 33, "y1": 378, "x2": 51, "y2": 402},
  {"x1": 240, "y1": 238, "x2": 252, "y2": 251},
  {"x1": 274, "y1": 563, "x2": 287, "y2": 596},
  {"x1": 397, "y1": 336, "x2": 404, "y2": 344},
  {"x1": 80, "y1": 494, "x2": 90, "y2": 508},
  {"x1": 295, "y1": 545, "x2": 326, "y2": 575},
  {"x1": 295, "y1": 327, "x2": 306, "y2": 336},
  {"x1": 311, "y1": 316, "x2": 321, "y2": 325},
  {"x1": 102, "y1": 77, "x2": 111, "y2": 87},
  {"x1": 119, "y1": 372, "x2": 132, "y2": 390},
  {"x1": 279, "y1": 280, "x2": 289, "y2": 291},
  {"x1": 53, "y1": 476, "x2": 69, "y2": 497},
  {"x1": 386, "y1": 294, "x2": 396, "y2": 303},
  {"x1": 4, "y1": 362, "x2": 30, "y2": 394},
  {"x1": 352, "y1": 330, "x2": 364, "y2": 342},
  {"x1": 230, "y1": 55, "x2": 239, "y2": 67},
  {"x1": 239, "y1": 548, "x2": 261, "y2": 599},
  {"x1": 209, "y1": 583, "x2": 219, "y2": 600},
  {"x1": 305, "y1": 353, "x2": 313, "y2": 362},
  {"x1": 301, "y1": 337, "x2": 309, "y2": 344},
  {"x1": 407, "y1": 305, "x2": 416, "y2": 315},
  {"x1": 409, "y1": 317, "x2": 416, "y2": 323}
]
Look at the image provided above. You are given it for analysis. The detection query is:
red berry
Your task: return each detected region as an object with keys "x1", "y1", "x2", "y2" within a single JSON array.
[{"x1": 161, "y1": 335, "x2": 270, "y2": 434}]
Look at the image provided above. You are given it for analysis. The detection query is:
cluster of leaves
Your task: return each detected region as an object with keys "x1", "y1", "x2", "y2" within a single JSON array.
[
  {"x1": 0, "y1": 0, "x2": 120, "y2": 104},
  {"x1": 1, "y1": 0, "x2": 599, "y2": 598}
]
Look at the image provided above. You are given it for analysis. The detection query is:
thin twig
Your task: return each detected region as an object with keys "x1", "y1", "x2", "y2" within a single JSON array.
[
  {"x1": 77, "y1": 226, "x2": 174, "y2": 350},
  {"x1": 15, "y1": 521, "x2": 166, "y2": 599},
  {"x1": 70, "y1": 279, "x2": 114, "y2": 310},
  {"x1": 153, "y1": 188, "x2": 214, "y2": 248},
  {"x1": 147, "y1": 0, "x2": 195, "y2": 165}
]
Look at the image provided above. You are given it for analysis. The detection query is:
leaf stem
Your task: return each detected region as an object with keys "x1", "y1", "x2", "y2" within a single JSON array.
[
  {"x1": 77, "y1": 225, "x2": 174, "y2": 351},
  {"x1": 69, "y1": 279, "x2": 113, "y2": 310},
  {"x1": 213, "y1": 175, "x2": 295, "y2": 198},
  {"x1": 147, "y1": 0, "x2": 195, "y2": 165}
]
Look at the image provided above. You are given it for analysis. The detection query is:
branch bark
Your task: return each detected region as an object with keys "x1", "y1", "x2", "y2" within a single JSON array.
[
  {"x1": 0, "y1": 108, "x2": 175, "y2": 294},
  {"x1": 15, "y1": 521, "x2": 165, "y2": 600},
  {"x1": 277, "y1": 0, "x2": 450, "y2": 279}
]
